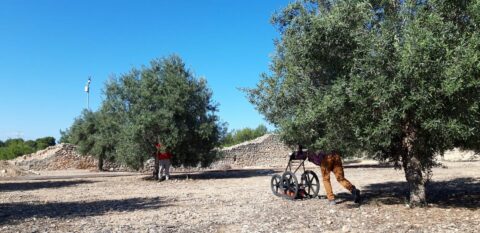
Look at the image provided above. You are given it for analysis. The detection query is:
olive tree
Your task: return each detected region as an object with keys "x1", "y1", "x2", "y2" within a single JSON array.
[
  {"x1": 247, "y1": 0, "x2": 480, "y2": 206},
  {"x1": 103, "y1": 55, "x2": 224, "y2": 174},
  {"x1": 65, "y1": 109, "x2": 118, "y2": 170}
]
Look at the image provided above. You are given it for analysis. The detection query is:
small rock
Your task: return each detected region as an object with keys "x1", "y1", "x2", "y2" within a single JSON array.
[{"x1": 342, "y1": 225, "x2": 351, "y2": 232}]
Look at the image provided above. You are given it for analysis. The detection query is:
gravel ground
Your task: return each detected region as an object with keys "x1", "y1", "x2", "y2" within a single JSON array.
[{"x1": 1, "y1": 161, "x2": 479, "y2": 233}]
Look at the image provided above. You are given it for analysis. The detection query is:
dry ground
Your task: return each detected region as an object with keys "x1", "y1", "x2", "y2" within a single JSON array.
[{"x1": 1, "y1": 161, "x2": 479, "y2": 233}]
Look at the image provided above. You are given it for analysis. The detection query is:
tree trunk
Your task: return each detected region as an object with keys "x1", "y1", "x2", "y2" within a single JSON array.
[
  {"x1": 153, "y1": 155, "x2": 160, "y2": 180},
  {"x1": 403, "y1": 154, "x2": 426, "y2": 206},
  {"x1": 401, "y1": 122, "x2": 427, "y2": 207},
  {"x1": 98, "y1": 156, "x2": 104, "y2": 171}
]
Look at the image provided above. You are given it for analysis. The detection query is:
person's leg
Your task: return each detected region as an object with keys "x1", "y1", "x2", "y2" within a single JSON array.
[
  {"x1": 332, "y1": 154, "x2": 361, "y2": 203},
  {"x1": 159, "y1": 160, "x2": 166, "y2": 179},
  {"x1": 321, "y1": 167, "x2": 335, "y2": 201},
  {"x1": 332, "y1": 154, "x2": 354, "y2": 192},
  {"x1": 321, "y1": 155, "x2": 335, "y2": 201}
]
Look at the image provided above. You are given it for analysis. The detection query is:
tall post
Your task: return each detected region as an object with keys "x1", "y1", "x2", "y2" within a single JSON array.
[{"x1": 84, "y1": 77, "x2": 91, "y2": 110}]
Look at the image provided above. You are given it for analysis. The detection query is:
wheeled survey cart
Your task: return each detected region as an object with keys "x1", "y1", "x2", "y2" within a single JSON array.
[{"x1": 270, "y1": 152, "x2": 320, "y2": 200}]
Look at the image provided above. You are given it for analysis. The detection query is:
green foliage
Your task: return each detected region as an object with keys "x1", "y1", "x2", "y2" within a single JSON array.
[
  {"x1": 0, "y1": 137, "x2": 56, "y2": 160},
  {"x1": 221, "y1": 125, "x2": 269, "y2": 147},
  {"x1": 65, "y1": 110, "x2": 118, "y2": 170},
  {"x1": 25, "y1": 140, "x2": 37, "y2": 151},
  {"x1": 248, "y1": 0, "x2": 371, "y2": 154},
  {"x1": 247, "y1": 0, "x2": 480, "y2": 205},
  {"x1": 0, "y1": 139, "x2": 33, "y2": 160},
  {"x1": 35, "y1": 137, "x2": 56, "y2": 150},
  {"x1": 58, "y1": 129, "x2": 71, "y2": 143},
  {"x1": 249, "y1": 0, "x2": 480, "y2": 160},
  {"x1": 63, "y1": 55, "x2": 224, "y2": 169}
]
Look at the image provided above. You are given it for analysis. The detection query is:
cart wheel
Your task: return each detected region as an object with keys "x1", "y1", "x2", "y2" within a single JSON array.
[
  {"x1": 270, "y1": 174, "x2": 282, "y2": 196},
  {"x1": 281, "y1": 171, "x2": 299, "y2": 200},
  {"x1": 301, "y1": 170, "x2": 320, "y2": 198}
]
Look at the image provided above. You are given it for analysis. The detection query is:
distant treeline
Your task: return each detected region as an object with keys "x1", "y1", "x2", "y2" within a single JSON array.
[
  {"x1": 0, "y1": 137, "x2": 56, "y2": 160},
  {"x1": 220, "y1": 125, "x2": 269, "y2": 148}
]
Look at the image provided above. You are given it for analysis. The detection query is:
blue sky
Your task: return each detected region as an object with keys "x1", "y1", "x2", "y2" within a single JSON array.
[{"x1": 0, "y1": 0, "x2": 290, "y2": 141}]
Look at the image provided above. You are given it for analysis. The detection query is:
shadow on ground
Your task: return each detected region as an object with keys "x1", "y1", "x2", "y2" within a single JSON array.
[
  {"x1": 0, "y1": 180, "x2": 97, "y2": 192},
  {"x1": 361, "y1": 177, "x2": 480, "y2": 209},
  {"x1": 343, "y1": 163, "x2": 395, "y2": 169},
  {"x1": 143, "y1": 169, "x2": 277, "y2": 181},
  {"x1": 0, "y1": 197, "x2": 170, "y2": 224}
]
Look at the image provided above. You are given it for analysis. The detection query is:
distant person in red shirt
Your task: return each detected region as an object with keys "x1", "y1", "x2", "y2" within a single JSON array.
[{"x1": 155, "y1": 143, "x2": 172, "y2": 181}]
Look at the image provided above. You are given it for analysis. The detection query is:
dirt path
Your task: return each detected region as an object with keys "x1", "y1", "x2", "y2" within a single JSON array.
[
  {"x1": 1, "y1": 162, "x2": 479, "y2": 232},
  {"x1": 0, "y1": 170, "x2": 139, "y2": 181}
]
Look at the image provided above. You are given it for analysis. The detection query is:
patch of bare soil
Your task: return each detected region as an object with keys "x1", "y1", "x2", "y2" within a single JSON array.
[{"x1": 0, "y1": 161, "x2": 479, "y2": 233}]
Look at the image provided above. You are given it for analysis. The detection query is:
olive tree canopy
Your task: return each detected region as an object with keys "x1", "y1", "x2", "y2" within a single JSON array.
[
  {"x1": 247, "y1": 0, "x2": 480, "y2": 206},
  {"x1": 63, "y1": 55, "x2": 224, "y2": 171}
]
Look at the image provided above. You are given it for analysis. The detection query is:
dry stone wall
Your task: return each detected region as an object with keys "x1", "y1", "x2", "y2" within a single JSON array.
[
  {"x1": 438, "y1": 149, "x2": 479, "y2": 161},
  {"x1": 211, "y1": 134, "x2": 479, "y2": 169},
  {"x1": 0, "y1": 161, "x2": 36, "y2": 177},
  {"x1": 12, "y1": 144, "x2": 77, "y2": 170},
  {"x1": 143, "y1": 134, "x2": 293, "y2": 172},
  {"x1": 12, "y1": 144, "x2": 129, "y2": 171},
  {"x1": 212, "y1": 134, "x2": 293, "y2": 168}
]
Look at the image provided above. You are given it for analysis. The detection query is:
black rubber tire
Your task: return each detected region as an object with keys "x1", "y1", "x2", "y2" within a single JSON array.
[
  {"x1": 270, "y1": 174, "x2": 282, "y2": 196},
  {"x1": 281, "y1": 171, "x2": 299, "y2": 200},
  {"x1": 301, "y1": 170, "x2": 320, "y2": 198}
]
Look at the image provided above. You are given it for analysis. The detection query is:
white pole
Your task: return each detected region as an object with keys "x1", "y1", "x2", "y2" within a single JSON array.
[{"x1": 85, "y1": 77, "x2": 91, "y2": 110}]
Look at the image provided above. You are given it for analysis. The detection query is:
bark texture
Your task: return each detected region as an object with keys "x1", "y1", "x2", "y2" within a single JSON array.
[
  {"x1": 402, "y1": 122, "x2": 427, "y2": 207},
  {"x1": 153, "y1": 156, "x2": 160, "y2": 180},
  {"x1": 98, "y1": 158, "x2": 104, "y2": 171}
]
